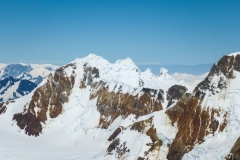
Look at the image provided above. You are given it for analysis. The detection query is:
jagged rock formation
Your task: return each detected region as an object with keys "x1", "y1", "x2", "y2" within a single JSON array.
[
  {"x1": 0, "y1": 102, "x2": 6, "y2": 114},
  {"x1": 165, "y1": 53, "x2": 240, "y2": 160},
  {"x1": 130, "y1": 117, "x2": 162, "y2": 159},
  {"x1": 166, "y1": 94, "x2": 227, "y2": 159},
  {"x1": 226, "y1": 137, "x2": 240, "y2": 160},
  {"x1": 5, "y1": 54, "x2": 180, "y2": 159},
  {"x1": 1, "y1": 53, "x2": 240, "y2": 159},
  {"x1": 167, "y1": 85, "x2": 187, "y2": 107},
  {"x1": 81, "y1": 62, "x2": 164, "y2": 129},
  {"x1": 12, "y1": 64, "x2": 76, "y2": 136}
]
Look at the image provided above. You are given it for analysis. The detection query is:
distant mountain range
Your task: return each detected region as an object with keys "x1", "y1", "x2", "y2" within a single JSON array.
[
  {"x1": 1, "y1": 53, "x2": 240, "y2": 159},
  {"x1": 138, "y1": 63, "x2": 212, "y2": 75},
  {"x1": 0, "y1": 62, "x2": 207, "y2": 103},
  {"x1": 0, "y1": 63, "x2": 58, "y2": 102}
]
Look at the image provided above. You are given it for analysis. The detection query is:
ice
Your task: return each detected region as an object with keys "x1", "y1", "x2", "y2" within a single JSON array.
[
  {"x1": 3, "y1": 53, "x2": 240, "y2": 159},
  {"x1": 228, "y1": 51, "x2": 240, "y2": 56}
]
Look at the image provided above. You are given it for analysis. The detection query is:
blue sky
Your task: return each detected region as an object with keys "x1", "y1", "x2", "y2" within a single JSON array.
[{"x1": 0, "y1": 0, "x2": 239, "y2": 74}]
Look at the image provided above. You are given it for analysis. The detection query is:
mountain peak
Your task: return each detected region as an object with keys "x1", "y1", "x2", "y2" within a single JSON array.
[{"x1": 228, "y1": 51, "x2": 240, "y2": 57}]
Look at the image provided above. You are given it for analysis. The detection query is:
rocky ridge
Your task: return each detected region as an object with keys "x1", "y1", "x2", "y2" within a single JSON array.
[{"x1": 1, "y1": 53, "x2": 240, "y2": 159}]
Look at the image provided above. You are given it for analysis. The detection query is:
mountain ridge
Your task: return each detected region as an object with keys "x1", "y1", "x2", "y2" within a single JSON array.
[{"x1": 1, "y1": 52, "x2": 240, "y2": 159}]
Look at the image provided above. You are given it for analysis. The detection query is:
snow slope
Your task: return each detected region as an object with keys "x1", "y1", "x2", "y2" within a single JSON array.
[
  {"x1": 0, "y1": 54, "x2": 180, "y2": 159},
  {"x1": 1, "y1": 53, "x2": 240, "y2": 160},
  {"x1": 182, "y1": 53, "x2": 240, "y2": 159},
  {"x1": 72, "y1": 54, "x2": 178, "y2": 91}
]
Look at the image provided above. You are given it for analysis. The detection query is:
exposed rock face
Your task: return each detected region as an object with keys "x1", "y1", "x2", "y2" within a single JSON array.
[
  {"x1": 13, "y1": 112, "x2": 42, "y2": 136},
  {"x1": 233, "y1": 54, "x2": 240, "y2": 71},
  {"x1": 107, "y1": 117, "x2": 162, "y2": 159},
  {"x1": 79, "y1": 63, "x2": 164, "y2": 129},
  {"x1": 0, "y1": 101, "x2": 15, "y2": 115},
  {"x1": 166, "y1": 94, "x2": 226, "y2": 160},
  {"x1": 107, "y1": 138, "x2": 121, "y2": 153},
  {"x1": 165, "y1": 55, "x2": 235, "y2": 159},
  {"x1": 0, "y1": 102, "x2": 6, "y2": 115},
  {"x1": 142, "y1": 88, "x2": 164, "y2": 102},
  {"x1": 209, "y1": 55, "x2": 234, "y2": 78},
  {"x1": 167, "y1": 85, "x2": 187, "y2": 107},
  {"x1": 3, "y1": 53, "x2": 240, "y2": 159},
  {"x1": 108, "y1": 127, "x2": 124, "y2": 141},
  {"x1": 13, "y1": 64, "x2": 76, "y2": 136},
  {"x1": 92, "y1": 87, "x2": 163, "y2": 129},
  {"x1": 207, "y1": 54, "x2": 240, "y2": 79},
  {"x1": 226, "y1": 137, "x2": 240, "y2": 160},
  {"x1": 107, "y1": 138, "x2": 131, "y2": 159},
  {"x1": 77, "y1": 63, "x2": 165, "y2": 158},
  {"x1": 131, "y1": 117, "x2": 162, "y2": 159}
]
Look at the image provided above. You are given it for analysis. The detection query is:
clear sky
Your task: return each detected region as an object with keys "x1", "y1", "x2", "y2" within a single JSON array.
[{"x1": 1, "y1": 0, "x2": 240, "y2": 68}]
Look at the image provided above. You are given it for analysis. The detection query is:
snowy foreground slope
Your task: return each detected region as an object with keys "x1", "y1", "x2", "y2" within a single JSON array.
[{"x1": 1, "y1": 53, "x2": 240, "y2": 160}]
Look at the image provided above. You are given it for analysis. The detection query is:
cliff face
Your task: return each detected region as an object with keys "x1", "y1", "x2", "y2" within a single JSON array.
[
  {"x1": 0, "y1": 102, "x2": 7, "y2": 115},
  {"x1": 167, "y1": 85, "x2": 187, "y2": 107},
  {"x1": 94, "y1": 53, "x2": 240, "y2": 160},
  {"x1": 165, "y1": 54, "x2": 240, "y2": 159},
  {"x1": 1, "y1": 53, "x2": 240, "y2": 159},
  {"x1": 5, "y1": 55, "x2": 174, "y2": 138},
  {"x1": 81, "y1": 63, "x2": 164, "y2": 129},
  {"x1": 13, "y1": 64, "x2": 76, "y2": 136},
  {"x1": 166, "y1": 94, "x2": 227, "y2": 159},
  {"x1": 226, "y1": 137, "x2": 240, "y2": 160}
]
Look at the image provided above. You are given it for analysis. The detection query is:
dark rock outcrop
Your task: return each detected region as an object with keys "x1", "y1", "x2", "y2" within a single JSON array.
[
  {"x1": 233, "y1": 54, "x2": 240, "y2": 72},
  {"x1": 166, "y1": 94, "x2": 226, "y2": 160},
  {"x1": 108, "y1": 127, "x2": 124, "y2": 141},
  {"x1": 80, "y1": 63, "x2": 164, "y2": 129},
  {"x1": 130, "y1": 117, "x2": 162, "y2": 158},
  {"x1": 0, "y1": 102, "x2": 6, "y2": 115},
  {"x1": 165, "y1": 55, "x2": 236, "y2": 159},
  {"x1": 208, "y1": 55, "x2": 234, "y2": 79},
  {"x1": 92, "y1": 87, "x2": 163, "y2": 129},
  {"x1": 13, "y1": 112, "x2": 42, "y2": 136},
  {"x1": 167, "y1": 85, "x2": 187, "y2": 107},
  {"x1": 226, "y1": 137, "x2": 240, "y2": 160},
  {"x1": 13, "y1": 64, "x2": 76, "y2": 136}
]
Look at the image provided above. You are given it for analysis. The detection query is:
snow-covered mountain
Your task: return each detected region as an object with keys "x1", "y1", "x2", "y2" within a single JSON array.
[
  {"x1": 1, "y1": 52, "x2": 240, "y2": 159},
  {"x1": 1, "y1": 63, "x2": 59, "y2": 84},
  {"x1": 0, "y1": 63, "x2": 59, "y2": 102},
  {"x1": 0, "y1": 77, "x2": 37, "y2": 102}
]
